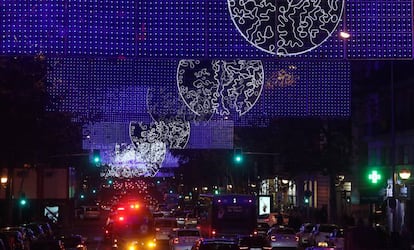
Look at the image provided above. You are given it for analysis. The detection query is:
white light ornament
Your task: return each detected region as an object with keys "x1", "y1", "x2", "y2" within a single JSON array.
[
  {"x1": 130, "y1": 121, "x2": 190, "y2": 150},
  {"x1": 146, "y1": 87, "x2": 213, "y2": 124},
  {"x1": 227, "y1": 0, "x2": 344, "y2": 56},
  {"x1": 146, "y1": 87, "x2": 213, "y2": 123},
  {"x1": 99, "y1": 143, "x2": 166, "y2": 178},
  {"x1": 177, "y1": 59, "x2": 264, "y2": 117}
]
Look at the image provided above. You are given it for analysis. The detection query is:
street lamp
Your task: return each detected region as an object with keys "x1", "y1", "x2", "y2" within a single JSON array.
[
  {"x1": 1, "y1": 176, "x2": 7, "y2": 188},
  {"x1": 399, "y1": 169, "x2": 411, "y2": 180}
]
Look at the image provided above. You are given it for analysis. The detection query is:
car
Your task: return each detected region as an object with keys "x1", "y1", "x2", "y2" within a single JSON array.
[
  {"x1": 191, "y1": 238, "x2": 239, "y2": 250},
  {"x1": 59, "y1": 234, "x2": 87, "y2": 250},
  {"x1": 169, "y1": 228, "x2": 201, "y2": 250},
  {"x1": 296, "y1": 223, "x2": 315, "y2": 248},
  {"x1": 256, "y1": 222, "x2": 270, "y2": 236},
  {"x1": 310, "y1": 224, "x2": 339, "y2": 247},
  {"x1": 154, "y1": 217, "x2": 179, "y2": 241},
  {"x1": 267, "y1": 226, "x2": 298, "y2": 249},
  {"x1": 238, "y1": 235, "x2": 272, "y2": 250},
  {"x1": 327, "y1": 228, "x2": 344, "y2": 250},
  {"x1": 257, "y1": 213, "x2": 277, "y2": 227}
]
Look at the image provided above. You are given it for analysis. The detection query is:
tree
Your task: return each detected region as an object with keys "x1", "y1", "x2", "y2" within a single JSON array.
[{"x1": 0, "y1": 56, "x2": 82, "y2": 168}]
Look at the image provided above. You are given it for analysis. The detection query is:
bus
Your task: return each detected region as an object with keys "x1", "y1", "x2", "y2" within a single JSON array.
[{"x1": 196, "y1": 194, "x2": 257, "y2": 238}]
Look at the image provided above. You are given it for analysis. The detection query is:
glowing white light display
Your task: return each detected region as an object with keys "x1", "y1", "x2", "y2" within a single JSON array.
[
  {"x1": 146, "y1": 87, "x2": 213, "y2": 124},
  {"x1": 130, "y1": 121, "x2": 190, "y2": 149},
  {"x1": 227, "y1": 0, "x2": 344, "y2": 56},
  {"x1": 177, "y1": 59, "x2": 264, "y2": 117},
  {"x1": 100, "y1": 143, "x2": 166, "y2": 178}
]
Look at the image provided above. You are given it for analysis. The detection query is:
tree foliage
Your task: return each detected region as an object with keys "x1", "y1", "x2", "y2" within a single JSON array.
[{"x1": 0, "y1": 56, "x2": 82, "y2": 167}]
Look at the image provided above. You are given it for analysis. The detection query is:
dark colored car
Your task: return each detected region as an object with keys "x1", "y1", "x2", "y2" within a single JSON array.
[
  {"x1": 60, "y1": 234, "x2": 87, "y2": 250},
  {"x1": 256, "y1": 223, "x2": 270, "y2": 236},
  {"x1": 192, "y1": 238, "x2": 239, "y2": 250},
  {"x1": 238, "y1": 235, "x2": 272, "y2": 250}
]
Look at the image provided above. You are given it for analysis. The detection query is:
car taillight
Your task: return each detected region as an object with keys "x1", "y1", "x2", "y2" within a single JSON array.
[
  {"x1": 105, "y1": 230, "x2": 109, "y2": 234},
  {"x1": 295, "y1": 236, "x2": 299, "y2": 242},
  {"x1": 118, "y1": 216, "x2": 125, "y2": 221},
  {"x1": 239, "y1": 247, "x2": 249, "y2": 250},
  {"x1": 156, "y1": 228, "x2": 160, "y2": 231},
  {"x1": 212, "y1": 229, "x2": 216, "y2": 236},
  {"x1": 263, "y1": 247, "x2": 272, "y2": 250},
  {"x1": 173, "y1": 237, "x2": 179, "y2": 244},
  {"x1": 271, "y1": 235, "x2": 277, "y2": 242}
]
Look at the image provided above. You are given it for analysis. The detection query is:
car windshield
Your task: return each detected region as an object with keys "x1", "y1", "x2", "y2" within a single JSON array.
[
  {"x1": 177, "y1": 230, "x2": 200, "y2": 237},
  {"x1": 303, "y1": 224, "x2": 314, "y2": 232},
  {"x1": 239, "y1": 236, "x2": 267, "y2": 245},
  {"x1": 258, "y1": 214, "x2": 270, "y2": 219},
  {"x1": 272, "y1": 228, "x2": 295, "y2": 235},
  {"x1": 200, "y1": 243, "x2": 239, "y2": 250},
  {"x1": 318, "y1": 225, "x2": 338, "y2": 233},
  {"x1": 155, "y1": 220, "x2": 177, "y2": 227}
]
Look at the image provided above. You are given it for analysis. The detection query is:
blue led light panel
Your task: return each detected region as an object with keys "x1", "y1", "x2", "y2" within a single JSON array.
[
  {"x1": 261, "y1": 61, "x2": 309, "y2": 117},
  {"x1": 47, "y1": 58, "x2": 151, "y2": 123},
  {"x1": 308, "y1": 61, "x2": 350, "y2": 116},
  {"x1": 67, "y1": 0, "x2": 135, "y2": 56},
  {"x1": 346, "y1": 0, "x2": 413, "y2": 59},
  {"x1": 233, "y1": 60, "x2": 350, "y2": 125},
  {"x1": 135, "y1": 0, "x2": 205, "y2": 58},
  {"x1": 207, "y1": 0, "x2": 272, "y2": 59},
  {"x1": 46, "y1": 58, "x2": 91, "y2": 119},
  {"x1": 47, "y1": 58, "x2": 350, "y2": 125},
  {"x1": 1, "y1": 0, "x2": 66, "y2": 55}
]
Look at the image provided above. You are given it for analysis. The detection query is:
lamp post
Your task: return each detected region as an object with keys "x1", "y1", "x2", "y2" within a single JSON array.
[{"x1": 398, "y1": 168, "x2": 411, "y2": 238}]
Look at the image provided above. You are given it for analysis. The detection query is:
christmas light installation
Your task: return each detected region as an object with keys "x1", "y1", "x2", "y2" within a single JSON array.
[
  {"x1": 227, "y1": 0, "x2": 344, "y2": 56},
  {"x1": 146, "y1": 87, "x2": 214, "y2": 124},
  {"x1": 177, "y1": 59, "x2": 264, "y2": 117},
  {"x1": 130, "y1": 121, "x2": 190, "y2": 150},
  {"x1": 99, "y1": 143, "x2": 166, "y2": 178}
]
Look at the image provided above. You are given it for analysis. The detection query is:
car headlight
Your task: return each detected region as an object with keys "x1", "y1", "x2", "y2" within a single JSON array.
[
  {"x1": 317, "y1": 241, "x2": 328, "y2": 247},
  {"x1": 147, "y1": 239, "x2": 157, "y2": 248}
]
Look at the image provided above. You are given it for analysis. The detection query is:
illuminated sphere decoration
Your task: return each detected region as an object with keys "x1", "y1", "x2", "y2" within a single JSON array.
[
  {"x1": 130, "y1": 121, "x2": 190, "y2": 150},
  {"x1": 146, "y1": 87, "x2": 214, "y2": 124},
  {"x1": 100, "y1": 143, "x2": 166, "y2": 178},
  {"x1": 227, "y1": 0, "x2": 345, "y2": 56},
  {"x1": 177, "y1": 59, "x2": 264, "y2": 117}
]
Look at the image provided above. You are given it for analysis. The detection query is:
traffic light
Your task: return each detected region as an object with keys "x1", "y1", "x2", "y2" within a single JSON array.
[
  {"x1": 233, "y1": 148, "x2": 243, "y2": 164},
  {"x1": 19, "y1": 193, "x2": 27, "y2": 206},
  {"x1": 91, "y1": 149, "x2": 101, "y2": 165},
  {"x1": 304, "y1": 190, "x2": 312, "y2": 205},
  {"x1": 107, "y1": 179, "x2": 113, "y2": 185}
]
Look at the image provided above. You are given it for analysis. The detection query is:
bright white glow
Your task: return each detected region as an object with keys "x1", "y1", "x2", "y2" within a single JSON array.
[
  {"x1": 0, "y1": 177, "x2": 7, "y2": 184},
  {"x1": 399, "y1": 169, "x2": 411, "y2": 180},
  {"x1": 99, "y1": 143, "x2": 166, "y2": 178},
  {"x1": 340, "y1": 31, "x2": 351, "y2": 39}
]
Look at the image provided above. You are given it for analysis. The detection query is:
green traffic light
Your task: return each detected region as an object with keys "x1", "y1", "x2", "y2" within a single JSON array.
[
  {"x1": 93, "y1": 156, "x2": 100, "y2": 163},
  {"x1": 234, "y1": 155, "x2": 242, "y2": 163},
  {"x1": 368, "y1": 170, "x2": 381, "y2": 184},
  {"x1": 304, "y1": 197, "x2": 309, "y2": 204},
  {"x1": 20, "y1": 199, "x2": 27, "y2": 206},
  {"x1": 80, "y1": 194, "x2": 85, "y2": 199}
]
